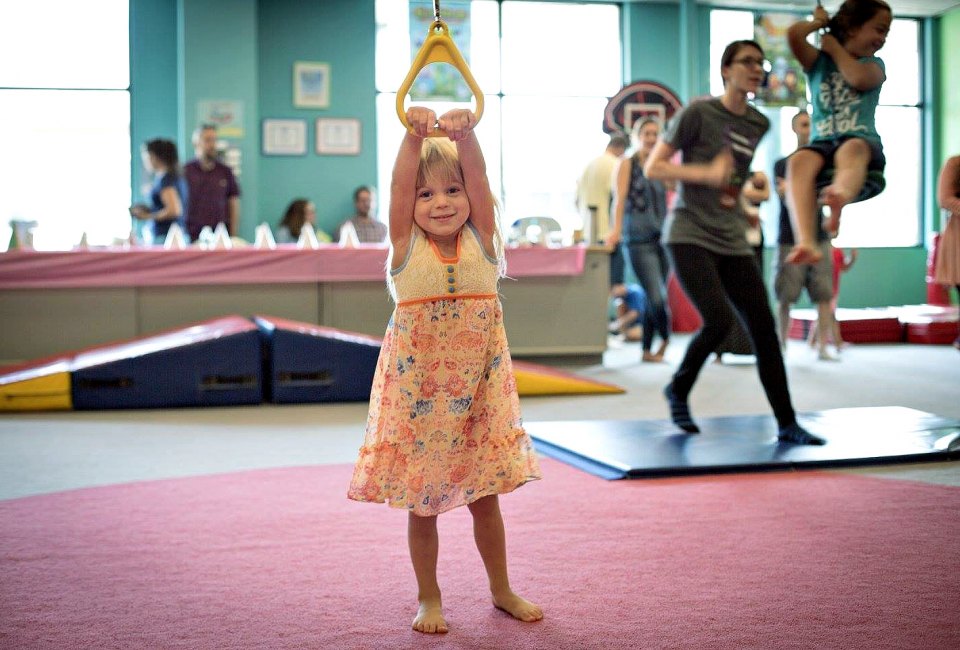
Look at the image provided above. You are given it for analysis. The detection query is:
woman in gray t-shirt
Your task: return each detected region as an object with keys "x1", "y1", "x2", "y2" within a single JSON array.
[{"x1": 644, "y1": 39, "x2": 824, "y2": 446}]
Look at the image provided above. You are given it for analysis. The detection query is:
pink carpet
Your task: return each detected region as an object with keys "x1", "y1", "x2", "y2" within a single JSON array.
[{"x1": 1, "y1": 459, "x2": 958, "y2": 650}]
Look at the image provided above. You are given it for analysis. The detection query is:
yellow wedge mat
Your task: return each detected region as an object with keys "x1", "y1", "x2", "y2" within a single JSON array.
[
  {"x1": 0, "y1": 372, "x2": 72, "y2": 411},
  {"x1": 513, "y1": 361, "x2": 624, "y2": 396}
]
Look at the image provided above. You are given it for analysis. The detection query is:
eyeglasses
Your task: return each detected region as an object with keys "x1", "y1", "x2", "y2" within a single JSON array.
[{"x1": 731, "y1": 57, "x2": 766, "y2": 69}]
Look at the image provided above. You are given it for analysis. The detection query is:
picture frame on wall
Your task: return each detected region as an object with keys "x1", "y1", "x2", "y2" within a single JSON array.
[
  {"x1": 293, "y1": 61, "x2": 330, "y2": 109},
  {"x1": 262, "y1": 118, "x2": 307, "y2": 156},
  {"x1": 316, "y1": 118, "x2": 361, "y2": 156}
]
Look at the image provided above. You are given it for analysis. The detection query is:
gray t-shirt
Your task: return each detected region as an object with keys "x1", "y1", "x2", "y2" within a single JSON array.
[{"x1": 662, "y1": 98, "x2": 769, "y2": 256}]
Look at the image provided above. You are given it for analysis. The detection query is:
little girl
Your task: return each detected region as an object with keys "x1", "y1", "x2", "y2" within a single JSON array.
[
  {"x1": 785, "y1": 0, "x2": 892, "y2": 264},
  {"x1": 347, "y1": 107, "x2": 543, "y2": 634}
]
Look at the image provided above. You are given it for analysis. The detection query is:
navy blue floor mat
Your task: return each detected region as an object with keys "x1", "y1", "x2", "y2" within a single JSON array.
[{"x1": 527, "y1": 406, "x2": 960, "y2": 479}]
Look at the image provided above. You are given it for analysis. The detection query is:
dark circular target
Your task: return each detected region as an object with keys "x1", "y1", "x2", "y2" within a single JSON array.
[{"x1": 604, "y1": 81, "x2": 683, "y2": 134}]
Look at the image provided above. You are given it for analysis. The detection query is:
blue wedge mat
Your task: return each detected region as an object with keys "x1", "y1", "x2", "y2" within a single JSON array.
[
  {"x1": 527, "y1": 407, "x2": 960, "y2": 480},
  {"x1": 71, "y1": 316, "x2": 262, "y2": 409},
  {"x1": 255, "y1": 316, "x2": 381, "y2": 404}
]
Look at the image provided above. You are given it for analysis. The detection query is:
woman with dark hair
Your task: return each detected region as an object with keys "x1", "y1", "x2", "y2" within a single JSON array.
[
  {"x1": 130, "y1": 138, "x2": 187, "y2": 244},
  {"x1": 609, "y1": 117, "x2": 671, "y2": 362},
  {"x1": 130, "y1": 138, "x2": 188, "y2": 243},
  {"x1": 644, "y1": 39, "x2": 824, "y2": 445},
  {"x1": 276, "y1": 198, "x2": 317, "y2": 244}
]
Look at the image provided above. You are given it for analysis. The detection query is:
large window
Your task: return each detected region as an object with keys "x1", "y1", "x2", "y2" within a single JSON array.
[
  {"x1": 709, "y1": 10, "x2": 923, "y2": 248},
  {"x1": 0, "y1": 0, "x2": 131, "y2": 251},
  {"x1": 375, "y1": 0, "x2": 622, "y2": 239}
]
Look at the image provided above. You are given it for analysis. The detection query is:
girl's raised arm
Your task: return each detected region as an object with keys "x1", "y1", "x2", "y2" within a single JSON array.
[
  {"x1": 439, "y1": 110, "x2": 496, "y2": 243},
  {"x1": 788, "y1": 7, "x2": 828, "y2": 71},
  {"x1": 389, "y1": 108, "x2": 433, "y2": 260}
]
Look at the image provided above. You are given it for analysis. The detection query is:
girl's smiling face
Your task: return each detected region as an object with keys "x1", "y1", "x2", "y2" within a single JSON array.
[
  {"x1": 845, "y1": 10, "x2": 892, "y2": 58},
  {"x1": 413, "y1": 172, "x2": 471, "y2": 242}
]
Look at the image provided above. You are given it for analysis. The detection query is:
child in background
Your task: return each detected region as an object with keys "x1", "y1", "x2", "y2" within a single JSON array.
[
  {"x1": 785, "y1": 0, "x2": 892, "y2": 264},
  {"x1": 608, "y1": 232, "x2": 648, "y2": 343},
  {"x1": 347, "y1": 107, "x2": 543, "y2": 634},
  {"x1": 809, "y1": 244, "x2": 858, "y2": 356}
]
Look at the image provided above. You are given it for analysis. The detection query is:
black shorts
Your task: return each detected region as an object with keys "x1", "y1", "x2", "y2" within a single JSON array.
[{"x1": 801, "y1": 136, "x2": 886, "y2": 173}]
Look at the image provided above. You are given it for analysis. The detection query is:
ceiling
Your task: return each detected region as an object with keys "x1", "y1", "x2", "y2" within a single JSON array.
[{"x1": 617, "y1": 0, "x2": 960, "y2": 18}]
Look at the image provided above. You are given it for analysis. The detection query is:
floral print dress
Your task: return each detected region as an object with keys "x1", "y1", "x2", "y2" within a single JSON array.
[{"x1": 347, "y1": 224, "x2": 541, "y2": 516}]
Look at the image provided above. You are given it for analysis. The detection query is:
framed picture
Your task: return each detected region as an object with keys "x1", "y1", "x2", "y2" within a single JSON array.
[
  {"x1": 293, "y1": 61, "x2": 330, "y2": 109},
  {"x1": 262, "y1": 118, "x2": 307, "y2": 156},
  {"x1": 316, "y1": 118, "x2": 361, "y2": 156}
]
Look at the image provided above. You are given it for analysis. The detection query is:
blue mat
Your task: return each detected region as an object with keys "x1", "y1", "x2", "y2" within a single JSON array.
[
  {"x1": 71, "y1": 316, "x2": 262, "y2": 409},
  {"x1": 527, "y1": 406, "x2": 960, "y2": 479},
  {"x1": 256, "y1": 316, "x2": 381, "y2": 404}
]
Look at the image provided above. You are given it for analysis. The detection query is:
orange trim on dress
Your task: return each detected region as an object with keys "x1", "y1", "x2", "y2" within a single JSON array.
[
  {"x1": 397, "y1": 293, "x2": 497, "y2": 307},
  {"x1": 427, "y1": 230, "x2": 462, "y2": 263}
]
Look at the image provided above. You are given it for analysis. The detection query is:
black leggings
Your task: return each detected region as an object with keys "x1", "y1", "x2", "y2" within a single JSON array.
[{"x1": 667, "y1": 243, "x2": 796, "y2": 428}]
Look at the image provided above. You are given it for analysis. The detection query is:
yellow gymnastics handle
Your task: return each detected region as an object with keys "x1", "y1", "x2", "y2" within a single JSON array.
[{"x1": 395, "y1": 20, "x2": 484, "y2": 137}]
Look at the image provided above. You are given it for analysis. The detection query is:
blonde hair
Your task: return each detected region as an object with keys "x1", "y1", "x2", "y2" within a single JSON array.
[{"x1": 416, "y1": 138, "x2": 507, "y2": 275}]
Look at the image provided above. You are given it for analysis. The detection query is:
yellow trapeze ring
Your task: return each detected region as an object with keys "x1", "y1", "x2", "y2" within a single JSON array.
[{"x1": 395, "y1": 20, "x2": 484, "y2": 137}]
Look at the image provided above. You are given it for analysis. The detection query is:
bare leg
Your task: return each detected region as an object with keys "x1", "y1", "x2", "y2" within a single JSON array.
[
  {"x1": 786, "y1": 151, "x2": 826, "y2": 264},
  {"x1": 777, "y1": 301, "x2": 792, "y2": 351},
  {"x1": 815, "y1": 301, "x2": 837, "y2": 361},
  {"x1": 821, "y1": 139, "x2": 871, "y2": 235},
  {"x1": 831, "y1": 308, "x2": 845, "y2": 349},
  {"x1": 408, "y1": 512, "x2": 448, "y2": 633},
  {"x1": 467, "y1": 495, "x2": 543, "y2": 623}
]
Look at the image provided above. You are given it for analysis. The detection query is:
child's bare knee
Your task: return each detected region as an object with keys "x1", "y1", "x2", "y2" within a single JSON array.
[
  {"x1": 837, "y1": 138, "x2": 871, "y2": 160},
  {"x1": 787, "y1": 151, "x2": 823, "y2": 178}
]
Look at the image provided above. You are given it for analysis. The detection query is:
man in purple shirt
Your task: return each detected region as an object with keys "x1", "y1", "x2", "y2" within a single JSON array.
[{"x1": 183, "y1": 124, "x2": 241, "y2": 240}]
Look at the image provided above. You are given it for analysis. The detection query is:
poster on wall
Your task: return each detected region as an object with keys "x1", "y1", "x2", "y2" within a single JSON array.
[
  {"x1": 754, "y1": 12, "x2": 807, "y2": 107},
  {"x1": 196, "y1": 100, "x2": 244, "y2": 138},
  {"x1": 294, "y1": 62, "x2": 331, "y2": 109},
  {"x1": 408, "y1": 0, "x2": 471, "y2": 101}
]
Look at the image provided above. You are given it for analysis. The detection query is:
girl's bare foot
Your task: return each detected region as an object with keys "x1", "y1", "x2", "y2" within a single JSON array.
[
  {"x1": 493, "y1": 591, "x2": 543, "y2": 623},
  {"x1": 412, "y1": 599, "x2": 448, "y2": 634},
  {"x1": 642, "y1": 351, "x2": 663, "y2": 363},
  {"x1": 820, "y1": 184, "x2": 852, "y2": 235}
]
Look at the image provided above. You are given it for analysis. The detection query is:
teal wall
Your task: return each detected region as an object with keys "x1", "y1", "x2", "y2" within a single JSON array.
[
  {"x1": 257, "y1": 0, "x2": 377, "y2": 238},
  {"x1": 129, "y1": 0, "x2": 178, "y2": 204},
  {"x1": 623, "y1": 3, "x2": 681, "y2": 94},
  {"x1": 932, "y1": 7, "x2": 959, "y2": 305},
  {"x1": 129, "y1": 0, "x2": 950, "y2": 308},
  {"x1": 180, "y1": 0, "x2": 260, "y2": 241},
  {"x1": 129, "y1": 0, "x2": 376, "y2": 240},
  {"x1": 939, "y1": 7, "x2": 960, "y2": 219}
]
